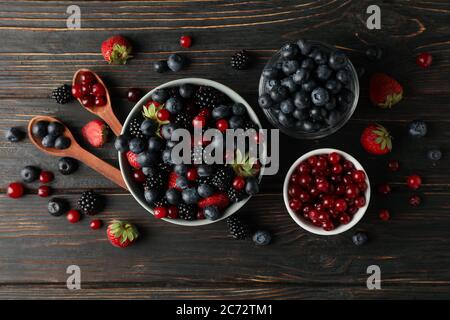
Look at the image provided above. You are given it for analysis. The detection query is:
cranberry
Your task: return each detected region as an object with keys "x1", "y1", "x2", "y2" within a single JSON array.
[
  {"x1": 297, "y1": 190, "x2": 310, "y2": 202},
  {"x1": 317, "y1": 211, "x2": 329, "y2": 222},
  {"x1": 39, "y1": 171, "x2": 54, "y2": 183},
  {"x1": 335, "y1": 198, "x2": 347, "y2": 212},
  {"x1": 127, "y1": 88, "x2": 142, "y2": 102},
  {"x1": 289, "y1": 173, "x2": 299, "y2": 184},
  {"x1": 297, "y1": 174, "x2": 312, "y2": 187},
  {"x1": 133, "y1": 169, "x2": 146, "y2": 183},
  {"x1": 406, "y1": 174, "x2": 422, "y2": 190},
  {"x1": 339, "y1": 214, "x2": 351, "y2": 224},
  {"x1": 233, "y1": 176, "x2": 245, "y2": 190},
  {"x1": 309, "y1": 187, "x2": 320, "y2": 198},
  {"x1": 330, "y1": 174, "x2": 342, "y2": 183},
  {"x1": 336, "y1": 184, "x2": 346, "y2": 195},
  {"x1": 307, "y1": 156, "x2": 318, "y2": 167},
  {"x1": 90, "y1": 219, "x2": 102, "y2": 230},
  {"x1": 409, "y1": 194, "x2": 421, "y2": 207},
  {"x1": 308, "y1": 209, "x2": 320, "y2": 221},
  {"x1": 331, "y1": 164, "x2": 343, "y2": 174},
  {"x1": 322, "y1": 195, "x2": 335, "y2": 208},
  {"x1": 7, "y1": 182, "x2": 24, "y2": 198},
  {"x1": 167, "y1": 206, "x2": 179, "y2": 219},
  {"x1": 94, "y1": 96, "x2": 107, "y2": 107},
  {"x1": 71, "y1": 84, "x2": 83, "y2": 99},
  {"x1": 342, "y1": 160, "x2": 354, "y2": 171},
  {"x1": 322, "y1": 220, "x2": 335, "y2": 231},
  {"x1": 79, "y1": 71, "x2": 95, "y2": 84},
  {"x1": 216, "y1": 119, "x2": 229, "y2": 132},
  {"x1": 354, "y1": 196, "x2": 366, "y2": 208},
  {"x1": 38, "y1": 185, "x2": 51, "y2": 197},
  {"x1": 196, "y1": 209, "x2": 205, "y2": 220},
  {"x1": 80, "y1": 84, "x2": 92, "y2": 96},
  {"x1": 91, "y1": 83, "x2": 106, "y2": 97},
  {"x1": 343, "y1": 175, "x2": 354, "y2": 185},
  {"x1": 297, "y1": 162, "x2": 310, "y2": 174},
  {"x1": 315, "y1": 203, "x2": 325, "y2": 212},
  {"x1": 302, "y1": 204, "x2": 313, "y2": 215},
  {"x1": 352, "y1": 170, "x2": 366, "y2": 183},
  {"x1": 289, "y1": 198, "x2": 302, "y2": 212},
  {"x1": 186, "y1": 168, "x2": 199, "y2": 181},
  {"x1": 379, "y1": 209, "x2": 390, "y2": 221},
  {"x1": 154, "y1": 207, "x2": 167, "y2": 219},
  {"x1": 328, "y1": 152, "x2": 341, "y2": 164},
  {"x1": 316, "y1": 180, "x2": 329, "y2": 193},
  {"x1": 67, "y1": 209, "x2": 81, "y2": 223},
  {"x1": 288, "y1": 184, "x2": 302, "y2": 198},
  {"x1": 358, "y1": 182, "x2": 368, "y2": 192},
  {"x1": 388, "y1": 159, "x2": 399, "y2": 172},
  {"x1": 378, "y1": 183, "x2": 391, "y2": 195},
  {"x1": 192, "y1": 115, "x2": 207, "y2": 128},
  {"x1": 348, "y1": 206, "x2": 358, "y2": 215},
  {"x1": 81, "y1": 95, "x2": 95, "y2": 108},
  {"x1": 180, "y1": 35, "x2": 192, "y2": 48},
  {"x1": 315, "y1": 157, "x2": 327, "y2": 170},
  {"x1": 416, "y1": 52, "x2": 432, "y2": 69},
  {"x1": 156, "y1": 109, "x2": 170, "y2": 122}
]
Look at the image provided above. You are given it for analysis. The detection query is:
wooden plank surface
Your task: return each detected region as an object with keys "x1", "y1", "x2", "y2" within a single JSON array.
[{"x1": 0, "y1": 0, "x2": 449, "y2": 299}]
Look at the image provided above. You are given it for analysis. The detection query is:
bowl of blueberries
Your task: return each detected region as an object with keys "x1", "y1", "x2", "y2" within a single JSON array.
[{"x1": 258, "y1": 39, "x2": 359, "y2": 139}]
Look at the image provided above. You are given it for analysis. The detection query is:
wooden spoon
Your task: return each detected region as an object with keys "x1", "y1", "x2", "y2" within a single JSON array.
[
  {"x1": 72, "y1": 68, "x2": 123, "y2": 136},
  {"x1": 28, "y1": 116, "x2": 127, "y2": 190}
]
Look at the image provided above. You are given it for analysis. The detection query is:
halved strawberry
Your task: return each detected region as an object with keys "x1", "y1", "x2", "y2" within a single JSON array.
[
  {"x1": 198, "y1": 192, "x2": 230, "y2": 210},
  {"x1": 167, "y1": 171, "x2": 181, "y2": 190},
  {"x1": 126, "y1": 151, "x2": 141, "y2": 169},
  {"x1": 369, "y1": 73, "x2": 403, "y2": 108},
  {"x1": 82, "y1": 119, "x2": 109, "y2": 148}
]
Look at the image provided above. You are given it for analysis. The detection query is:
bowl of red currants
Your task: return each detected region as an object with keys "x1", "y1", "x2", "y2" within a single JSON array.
[{"x1": 283, "y1": 148, "x2": 370, "y2": 235}]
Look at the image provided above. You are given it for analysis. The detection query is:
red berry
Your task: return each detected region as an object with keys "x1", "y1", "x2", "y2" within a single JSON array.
[
  {"x1": 348, "y1": 206, "x2": 358, "y2": 215},
  {"x1": 289, "y1": 198, "x2": 302, "y2": 212},
  {"x1": 127, "y1": 88, "x2": 142, "y2": 102},
  {"x1": 156, "y1": 109, "x2": 170, "y2": 121},
  {"x1": 297, "y1": 190, "x2": 310, "y2": 202},
  {"x1": 37, "y1": 185, "x2": 51, "y2": 197},
  {"x1": 409, "y1": 194, "x2": 421, "y2": 207},
  {"x1": 342, "y1": 175, "x2": 353, "y2": 185},
  {"x1": 7, "y1": 182, "x2": 24, "y2": 198},
  {"x1": 352, "y1": 170, "x2": 366, "y2": 183},
  {"x1": 192, "y1": 115, "x2": 207, "y2": 128},
  {"x1": 79, "y1": 71, "x2": 95, "y2": 84},
  {"x1": 358, "y1": 181, "x2": 368, "y2": 192},
  {"x1": 167, "y1": 206, "x2": 179, "y2": 219},
  {"x1": 315, "y1": 157, "x2": 327, "y2": 170},
  {"x1": 133, "y1": 169, "x2": 146, "y2": 183},
  {"x1": 216, "y1": 119, "x2": 229, "y2": 132},
  {"x1": 71, "y1": 84, "x2": 83, "y2": 99},
  {"x1": 345, "y1": 184, "x2": 360, "y2": 199},
  {"x1": 322, "y1": 220, "x2": 335, "y2": 231},
  {"x1": 298, "y1": 174, "x2": 312, "y2": 187},
  {"x1": 232, "y1": 176, "x2": 245, "y2": 190},
  {"x1": 94, "y1": 95, "x2": 107, "y2": 106},
  {"x1": 91, "y1": 83, "x2": 106, "y2": 97},
  {"x1": 308, "y1": 209, "x2": 320, "y2": 221},
  {"x1": 335, "y1": 198, "x2": 347, "y2": 212},
  {"x1": 154, "y1": 207, "x2": 167, "y2": 219},
  {"x1": 81, "y1": 95, "x2": 95, "y2": 108},
  {"x1": 388, "y1": 159, "x2": 399, "y2": 172},
  {"x1": 322, "y1": 195, "x2": 335, "y2": 208},
  {"x1": 67, "y1": 209, "x2": 81, "y2": 223},
  {"x1": 80, "y1": 84, "x2": 92, "y2": 96},
  {"x1": 198, "y1": 108, "x2": 211, "y2": 118},
  {"x1": 342, "y1": 160, "x2": 354, "y2": 171},
  {"x1": 339, "y1": 214, "x2": 351, "y2": 224},
  {"x1": 331, "y1": 164, "x2": 343, "y2": 174},
  {"x1": 90, "y1": 219, "x2": 102, "y2": 230},
  {"x1": 307, "y1": 156, "x2": 318, "y2": 167},
  {"x1": 179, "y1": 35, "x2": 192, "y2": 48},
  {"x1": 39, "y1": 171, "x2": 54, "y2": 183},
  {"x1": 328, "y1": 152, "x2": 341, "y2": 164},
  {"x1": 416, "y1": 52, "x2": 432, "y2": 69},
  {"x1": 317, "y1": 211, "x2": 330, "y2": 222},
  {"x1": 354, "y1": 196, "x2": 366, "y2": 208},
  {"x1": 197, "y1": 209, "x2": 205, "y2": 220},
  {"x1": 378, "y1": 183, "x2": 391, "y2": 195},
  {"x1": 186, "y1": 167, "x2": 199, "y2": 181},
  {"x1": 297, "y1": 162, "x2": 310, "y2": 174},
  {"x1": 379, "y1": 209, "x2": 390, "y2": 221},
  {"x1": 316, "y1": 180, "x2": 330, "y2": 193},
  {"x1": 406, "y1": 174, "x2": 422, "y2": 190},
  {"x1": 288, "y1": 184, "x2": 302, "y2": 198}
]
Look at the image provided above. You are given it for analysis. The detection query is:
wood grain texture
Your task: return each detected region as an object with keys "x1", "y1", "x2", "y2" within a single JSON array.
[{"x1": 0, "y1": 0, "x2": 449, "y2": 299}]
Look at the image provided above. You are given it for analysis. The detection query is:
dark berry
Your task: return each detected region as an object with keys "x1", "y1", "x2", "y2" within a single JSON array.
[
  {"x1": 127, "y1": 88, "x2": 142, "y2": 102},
  {"x1": 302, "y1": 79, "x2": 317, "y2": 92},
  {"x1": 252, "y1": 230, "x2": 271, "y2": 246},
  {"x1": 144, "y1": 189, "x2": 159, "y2": 205},
  {"x1": 336, "y1": 69, "x2": 351, "y2": 85},
  {"x1": 140, "y1": 119, "x2": 158, "y2": 136},
  {"x1": 54, "y1": 136, "x2": 71, "y2": 149},
  {"x1": 42, "y1": 135, "x2": 56, "y2": 148},
  {"x1": 204, "y1": 205, "x2": 221, "y2": 220},
  {"x1": 48, "y1": 198, "x2": 68, "y2": 216},
  {"x1": 129, "y1": 137, "x2": 146, "y2": 154},
  {"x1": 292, "y1": 68, "x2": 310, "y2": 84},
  {"x1": 165, "y1": 97, "x2": 183, "y2": 115},
  {"x1": 280, "y1": 43, "x2": 299, "y2": 59},
  {"x1": 51, "y1": 84, "x2": 72, "y2": 104},
  {"x1": 280, "y1": 99, "x2": 295, "y2": 114},
  {"x1": 315, "y1": 65, "x2": 332, "y2": 80},
  {"x1": 352, "y1": 232, "x2": 368, "y2": 246},
  {"x1": 151, "y1": 89, "x2": 169, "y2": 104},
  {"x1": 77, "y1": 190, "x2": 103, "y2": 215},
  {"x1": 47, "y1": 122, "x2": 64, "y2": 137},
  {"x1": 409, "y1": 194, "x2": 422, "y2": 207},
  {"x1": 408, "y1": 120, "x2": 427, "y2": 138},
  {"x1": 154, "y1": 60, "x2": 168, "y2": 73},
  {"x1": 182, "y1": 187, "x2": 200, "y2": 204},
  {"x1": 245, "y1": 177, "x2": 259, "y2": 196},
  {"x1": 329, "y1": 51, "x2": 348, "y2": 70},
  {"x1": 365, "y1": 45, "x2": 383, "y2": 61},
  {"x1": 427, "y1": 149, "x2": 442, "y2": 161},
  {"x1": 6, "y1": 127, "x2": 25, "y2": 142},
  {"x1": 7, "y1": 182, "x2": 24, "y2": 198},
  {"x1": 311, "y1": 87, "x2": 329, "y2": 106},
  {"x1": 325, "y1": 79, "x2": 342, "y2": 94},
  {"x1": 58, "y1": 157, "x2": 78, "y2": 175},
  {"x1": 32, "y1": 121, "x2": 49, "y2": 138},
  {"x1": 230, "y1": 50, "x2": 250, "y2": 70},
  {"x1": 227, "y1": 216, "x2": 249, "y2": 240},
  {"x1": 232, "y1": 103, "x2": 246, "y2": 116},
  {"x1": 166, "y1": 188, "x2": 181, "y2": 205},
  {"x1": 296, "y1": 39, "x2": 312, "y2": 55},
  {"x1": 270, "y1": 85, "x2": 289, "y2": 102},
  {"x1": 167, "y1": 54, "x2": 185, "y2": 72},
  {"x1": 20, "y1": 166, "x2": 40, "y2": 183},
  {"x1": 281, "y1": 60, "x2": 299, "y2": 75},
  {"x1": 114, "y1": 135, "x2": 130, "y2": 153},
  {"x1": 179, "y1": 83, "x2": 195, "y2": 98}
]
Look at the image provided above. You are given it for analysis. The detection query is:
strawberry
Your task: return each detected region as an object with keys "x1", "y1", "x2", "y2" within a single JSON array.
[
  {"x1": 360, "y1": 124, "x2": 392, "y2": 155},
  {"x1": 126, "y1": 151, "x2": 141, "y2": 169},
  {"x1": 101, "y1": 35, "x2": 132, "y2": 64},
  {"x1": 369, "y1": 73, "x2": 403, "y2": 108},
  {"x1": 82, "y1": 119, "x2": 109, "y2": 148},
  {"x1": 107, "y1": 220, "x2": 139, "y2": 248},
  {"x1": 167, "y1": 171, "x2": 181, "y2": 190},
  {"x1": 198, "y1": 192, "x2": 230, "y2": 210}
]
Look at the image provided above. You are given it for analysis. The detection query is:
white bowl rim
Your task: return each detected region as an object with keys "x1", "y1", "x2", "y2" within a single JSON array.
[
  {"x1": 119, "y1": 78, "x2": 265, "y2": 226},
  {"x1": 283, "y1": 148, "x2": 371, "y2": 235}
]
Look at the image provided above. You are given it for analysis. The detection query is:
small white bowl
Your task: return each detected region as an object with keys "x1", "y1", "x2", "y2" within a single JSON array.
[
  {"x1": 283, "y1": 148, "x2": 370, "y2": 235},
  {"x1": 119, "y1": 78, "x2": 264, "y2": 226}
]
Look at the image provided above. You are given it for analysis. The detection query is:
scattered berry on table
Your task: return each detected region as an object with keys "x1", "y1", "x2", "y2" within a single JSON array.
[
  {"x1": 230, "y1": 50, "x2": 250, "y2": 70},
  {"x1": 90, "y1": 219, "x2": 102, "y2": 230},
  {"x1": 101, "y1": 35, "x2": 132, "y2": 64},
  {"x1": 352, "y1": 232, "x2": 368, "y2": 246},
  {"x1": 369, "y1": 73, "x2": 403, "y2": 108},
  {"x1": 427, "y1": 149, "x2": 442, "y2": 161},
  {"x1": 20, "y1": 166, "x2": 40, "y2": 183},
  {"x1": 107, "y1": 220, "x2": 139, "y2": 248},
  {"x1": 416, "y1": 52, "x2": 432, "y2": 69},
  {"x1": 179, "y1": 35, "x2": 192, "y2": 48},
  {"x1": 67, "y1": 209, "x2": 81, "y2": 223},
  {"x1": 7, "y1": 182, "x2": 24, "y2": 199},
  {"x1": 167, "y1": 53, "x2": 186, "y2": 72},
  {"x1": 365, "y1": 45, "x2": 383, "y2": 61},
  {"x1": 388, "y1": 159, "x2": 400, "y2": 172},
  {"x1": 38, "y1": 185, "x2": 51, "y2": 197},
  {"x1": 154, "y1": 60, "x2": 168, "y2": 73},
  {"x1": 406, "y1": 174, "x2": 422, "y2": 190},
  {"x1": 6, "y1": 127, "x2": 25, "y2": 142},
  {"x1": 39, "y1": 171, "x2": 54, "y2": 184},
  {"x1": 82, "y1": 119, "x2": 109, "y2": 148},
  {"x1": 227, "y1": 216, "x2": 250, "y2": 240},
  {"x1": 378, "y1": 183, "x2": 392, "y2": 195},
  {"x1": 360, "y1": 123, "x2": 392, "y2": 155},
  {"x1": 409, "y1": 194, "x2": 422, "y2": 207},
  {"x1": 408, "y1": 120, "x2": 427, "y2": 138},
  {"x1": 48, "y1": 198, "x2": 68, "y2": 216},
  {"x1": 51, "y1": 84, "x2": 72, "y2": 104},
  {"x1": 127, "y1": 88, "x2": 142, "y2": 102},
  {"x1": 252, "y1": 230, "x2": 272, "y2": 246},
  {"x1": 378, "y1": 209, "x2": 390, "y2": 221},
  {"x1": 58, "y1": 157, "x2": 78, "y2": 175},
  {"x1": 77, "y1": 190, "x2": 103, "y2": 215}
]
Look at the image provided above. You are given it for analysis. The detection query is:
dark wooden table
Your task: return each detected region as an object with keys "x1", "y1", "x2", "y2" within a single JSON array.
[{"x1": 0, "y1": 0, "x2": 449, "y2": 300}]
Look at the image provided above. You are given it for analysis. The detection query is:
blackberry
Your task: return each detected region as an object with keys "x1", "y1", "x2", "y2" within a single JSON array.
[
  {"x1": 178, "y1": 203, "x2": 197, "y2": 221},
  {"x1": 51, "y1": 84, "x2": 72, "y2": 104},
  {"x1": 194, "y1": 86, "x2": 224, "y2": 110},
  {"x1": 128, "y1": 118, "x2": 144, "y2": 138},
  {"x1": 230, "y1": 50, "x2": 250, "y2": 70},
  {"x1": 77, "y1": 190, "x2": 103, "y2": 215},
  {"x1": 197, "y1": 175, "x2": 212, "y2": 186},
  {"x1": 175, "y1": 113, "x2": 192, "y2": 130},
  {"x1": 211, "y1": 166, "x2": 234, "y2": 191},
  {"x1": 227, "y1": 188, "x2": 246, "y2": 203},
  {"x1": 244, "y1": 120, "x2": 258, "y2": 131},
  {"x1": 144, "y1": 172, "x2": 165, "y2": 191},
  {"x1": 157, "y1": 162, "x2": 172, "y2": 174},
  {"x1": 227, "y1": 216, "x2": 250, "y2": 240}
]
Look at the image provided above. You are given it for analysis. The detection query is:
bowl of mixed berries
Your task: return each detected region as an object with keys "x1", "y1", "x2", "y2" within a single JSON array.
[
  {"x1": 116, "y1": 78, "x2": 264, "y2": 226},
  {"x1": 258, "y1": 39, "x2": 359, "y2": 139},
  {"x1": 284, "y1": 148, "x2": 370, "y2": 235}
]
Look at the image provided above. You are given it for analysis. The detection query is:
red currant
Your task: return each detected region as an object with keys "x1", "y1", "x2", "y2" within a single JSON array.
[
  {"x1": 198, "y1": 108, "x2": 211, "y2": 118},
  {"x1": 90, "y1": 219, "x2": 102, "y2": 230},
  {"x1": 416, "y1": 52, "x2": 432, "y2": 69},
  {"x1": 348, "y1": 206, "x2": 358, "y2": 215},
  {"x1": 154, "y1": 207, "x2": 167, "y2": 219},
  {"x1": 216, "y1": 119, "x2": 229, "y2": 132},
  {"x1": 358, "y1": 181, "x2": 368, "y2": 192},
  {"x1": 196, "y1": 209, "x2": 205, "y2": 220},
  {"x1": 133, "y1": 169, "x2": 146, "y2": 183},
  {"x1": 335, "y1": 184, "x2": 346, "y2": 195},
  {"x1": 80, "y1": 84, "x2": 92, "y2": 96},
  {"x1": 156, "y1": 109, "x2": 170, "y2": 122},
  {"x1": 378, "y1": 183, "x2": 391, "y2": 195},
  {"x1": 71, "y1": 84, "x2": 83, "y2": 99},
  {"x1": 298, "y1": 190, "x2": 310, "y2": 202},
  {"x1": 322, "y1": 195, "x2": 335, "y2": 208},
  {"x1": 307, "y1": 156, "x2": 318, "y2": 167},
  {"x1": 39, "y1": 171, "x2": 54, "y2": 183},
  {"x1": 186, "y1": 168, "x2": 199, "y2": 181},
  {"x1": 388, "y1": 159, "x2": 399, "y2": 172},
  {"x1": 322, "y1": 220, "x2": 335, "y2": 231},
  {"x1": 288, "y1": 184, "x2": 302, "y2": 198},
  {"x1": 315, "y1": 157, "x2": 327, "y2": 170},
  {"x1": 7, "y1": 182, "x2": 24, "y2": 198},
  {"x1": 81, "y1": 95, "x2": 95, "y2": 108},
  {"x1": 232, "y1": 176, "x2": 245, "y2": 190},
  {"x1": 308, "y1": 209, "x2": 320, "y2": 221},
  {"x1": 328, "y1": 152, "x2": 341, "y2": 164},
  {"x1": 67, "y1": 209, "x2": 80, "y2": 223},
  {"x1": 298, "y1": 174, "x2": 312, "y2": 187},
  {"x1": 127, "y1": 88, "x2": 142, "y2": 102},
  {"x1": 339, "y1": 214, "x2": 351, "y2": 224},
  {"x1": 38, "y1": 185, "x2": 51, "y2": 197},
  {"x1": 91, "y1": 83, "x2": 106, "y2": 97},
  {"x1": 94, "y1": 95, "x2": 107, "y2": 107},
  {"x1": 335, "y1": 198, "x2": 347, "y2": 212},
  {"x1": 331, "y1": 164, "x2": 343, "y2": 174},
  {"x1": 352, "y1": 170, "x2": 366, "y2": 183},
  {"x1": 167, "y1": 206, "x2": 179, "y2": 219},
  {"x1": 297, "y1": 162, "x2": 310, "y2": 174},
  {"x1": 317, "y1": 211, "x2": 329, "y2": 222},
  {"x1": 354, "y1": 196, "x2": 366, "y2": 208},
  {"x1": 409, "y1": 194, "x2": 421, "y2": 207},
  {"x1": 342, "y1": 160, "x2": 354, "y2": 171},
  {"x1": 192, "y1": 115, "x2": 207, "y2": 128},
  {"x1": 289, "y1": 198, "x2": 302, "y2": 212},
  {"x1": 179, "y1": 35, "x2": 192, "y2": 48},
  {"x1": 79, "y1": 71, "x2": 95, "y2": 84},
  {"x1": 345, "y1": 184, "x2": 360, "y2": 199},
  {"x1": 316, "y1": 180, "x2": 330, "y2": 193},
  {"x1": 406, "y1": 174, "x2": 422, "y2": 190},
  {"x1": 379, "y1": 209, "x2": 390, "y2": 221}
]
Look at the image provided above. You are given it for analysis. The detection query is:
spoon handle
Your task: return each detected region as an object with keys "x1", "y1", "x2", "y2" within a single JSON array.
[{"x1": 103, "y1": 108, "x2": 123, "y2": 136}]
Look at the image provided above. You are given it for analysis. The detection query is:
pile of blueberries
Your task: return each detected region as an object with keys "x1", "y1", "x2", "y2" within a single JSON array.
[
  {"x1": 32, "y1": 120, "x2": 71, "y2": 149},
  {"x1": 258, "y1": 39, "x2": 356, "y2": 134}
]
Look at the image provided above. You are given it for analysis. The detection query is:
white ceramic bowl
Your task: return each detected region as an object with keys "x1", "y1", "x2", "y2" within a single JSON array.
[
  {"x1": 283, "y1": 148, "x2": 370, "y2": 235},
  {"x1": 119, "y1": 78, "x2": 264, "y2": 226}
]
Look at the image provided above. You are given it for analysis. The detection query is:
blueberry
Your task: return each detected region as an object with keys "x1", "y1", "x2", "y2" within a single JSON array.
[
  {"x1": 294, "y1": 90, "x2": 311, "y2": 109},
  {"x1": 20, "y1": 165, "x2": 40, "y2": 183},
  {"x1": 293, "y1": 108, "x2": 308, "y2": 120},
  {"x1": 324, "y1": 96, "x2": 337, "y2": 110},
  {"x1": 245, "y1": 177, "x2": 259, "y2": 195},
  {"x1": 252, "y1": 230, "x2": 272, "y2": 246},
  {"x1": 197, "y1": 184, "x2": 214, "y2": 198},
  {"x1": 162, "y1": 148, "x2": 173, "y2": 164},
  {"x1": 142, "y1": 166, "x2": 157, "y2": 176},
  {"x1": 144, "y1": 189, "x2": 159, "y2": 204},
  {"x1": 325, "y1": 110, "x2": 341, "y2": 126},
  {"x1": 365, "y1": 45, "x2": 383, "y2": 61},
  {"x1": 154, "y1": 60, "x2": 168, "y2": 73},
  {"x1": 32, "y1": 121, "x2": 48, "y2": 138},
  {"x1": 408, "y1": 120, "x2": 427, "y2": 138},
  {"x1": 280, "y1": 99, "x2": 295, "y2": 114},
  {"x1": 182, "y1": 187, "x2": 200, "y2": 204},
  {"x1": 281, "y1": 60, "x2": 299, "y2": 75},
  {"x1": 160, "y1": 123, "x2": 178, "y2": 140},
  {"x1": 137, "y1": 151, "x2": 158, "y2": 167},
  {"x1": 151, "y1": 89, "x2": 169, "y2": 103},
  {"x1": 229, "y1": 116, "x2": 245, "y2": 129},
  {"x1": 197, "y1": 164, "x2": 214, "y2": 177},
  {"x1": 167, "y1": 54, "x2": 185, "y2": 72},
  {"x1": 325, "y1": 79, "x2": 342, "y2": 94},
  {"x1": 270, "y1": 85, "x2": 289, "y2": 102},
  {"x1": 42, "y1": 135, "x2": 56, "y2": 148},
  {"x1": 310, "y1": 49, "x2": 328, "y2": 65},
  {"x1": 301, "y1": 58, "x2": 314, "y2": 70},
  {"x1": 140, "y1": 119, "x2": 158, "y2": 136},
  {"x1": 204, "y1": 205, "x2": 221, "y2": 220},
  {"x1": 280, "y1": 77, "x2": 298, "y2": 93},
  {"x1": 296, "y1": 39, "x2": 312, "y2": 55},
  {"x1": 315, "y1": 65, "x2": 332, "y2": 81},
  {"x1": 212, "y1": 105, "x2": 232, "y2": 119},
  {"x1": 352, "y1": 232, "x2": 368, "y2": 246},
  {"x1": 48, "y1": 198, "x2": 68, "y2": 216},
  {"x1": 336, "y1": 89, "x2": 354, "y2": 109},
  {"x1": 148, "y1": 136, "x2": 164, "y2": 151},
  {"x1": 58, "y1": 157, "x2": 78, "y2": 175},
  {"x1": 302, "y1": 80, "x2": 317, "y2": 92},
  {"x1": 129, "y1": 137, "x2": 146, "y2": 154},
  {"x1": 262, "y1": 67, "x2": 280, "y2": 79},
  {"x1": 311, "y1": 87, "x2": 329, "y2": 106},
  {"x1": 165, "y1": 97, "x2": 183, "y2": 115},
  {"x1": 114, "y1": 135, "x2": 129, "y2": 152},
  {"x1": 301, "y1": 120, "x2": 314, "y2": 132},
  {"x1": 6, "y1": 127, "x2": 25, "y2": 142},
  {"x1": 232, "y1": 103, "x2": 246, "y2": 116},
  {"x1": 179, "y1": 83, "x2": 195, "y2": 98},
  {"x1": 174, "y1": 164, "x2": 188, "y2": 175},
  {"x1": 427, "y1": 149, "x2": 442, "y2": 161},
  {"x1": 309, "y1": 106, "x2": 323, "y2": 121},
  {"x1": 54, "y1": 136, "x2": 71, "y2": 149},
  {"x1": 292, "y1": 68, "x2": 310, "y2": 84},
  {"x1": 336, "y1": 69, "x2": 351, "y2": 85},
  {"x1": 328, "y1": 51, "x2": 348, "y2": 70},
  {"x1": 357, "y1": 67, "x2": 366, "y2": 78},
  {"x1": 278, "y1": 113, "x2": 294, "y2": 128},
  {"x1": 265, "y1": 79, "x2": 281, "y2": 92},
  {"x1": 175, "y1": 176, "x2": 188, "y2": 190},
  {"x1": 280, "y1": 43, "x2": 299, "y2": 59},
  {"x1": 312, "y1": 122, "x2": 323, "y2": 131},
  {"x1": 47, "y1": 122, "x2": 64, "y2": 137},
  {"x1": 166, "y1": 188, "x2": 181, "y2": 205},
  {"x1": 258, "y1": 94, "x2": 273, "y2": 109}
]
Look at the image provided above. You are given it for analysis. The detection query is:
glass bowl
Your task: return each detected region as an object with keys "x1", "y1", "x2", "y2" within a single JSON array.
[{"x1": 258, "y1": 41, "x2": 359, "y2": 139}]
